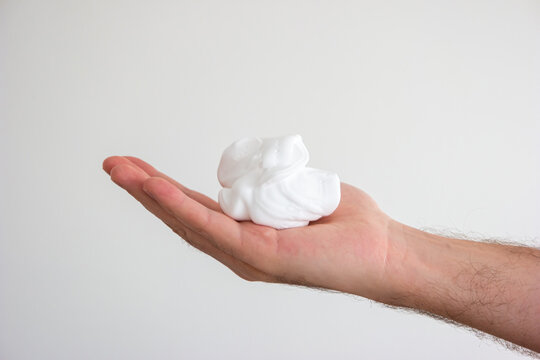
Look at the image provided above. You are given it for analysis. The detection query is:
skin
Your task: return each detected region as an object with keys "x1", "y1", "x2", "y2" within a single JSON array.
[{"x1": 103, "y1": 156, "x2": 540, "y2": 353}]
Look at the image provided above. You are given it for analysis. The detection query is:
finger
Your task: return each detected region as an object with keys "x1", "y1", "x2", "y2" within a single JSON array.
[
  {"x1": 125, "y1": 156, "x2": 222, "y2": 211},
  {"x1": 104, "y1": 156, "x2": 221, "y2": 212},
  {"x1": 103, "y1": 156, "x2": 124, "y2": 174},
  {"x1": 142, "y1": 176, "x2": 280, "y2": 272},
  {"x1": 109, "y1": 163, "x2": 183, "y2": 231},
  {"x1": 109, "y1": 164, "x2": 273, "y2": 282}
]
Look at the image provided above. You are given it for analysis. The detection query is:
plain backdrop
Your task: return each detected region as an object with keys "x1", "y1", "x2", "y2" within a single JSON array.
[{"x1": 1, "y1": 1, "x2": 539, "y2": 359}]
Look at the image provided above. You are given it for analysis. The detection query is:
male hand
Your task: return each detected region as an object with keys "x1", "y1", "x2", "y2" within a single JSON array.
[
  {"x1": 102, "y1": 156, "x2": 400, "y2": 303},
  {"x1": 104, "y1": 156, "x2": 540, "y2": 352}
]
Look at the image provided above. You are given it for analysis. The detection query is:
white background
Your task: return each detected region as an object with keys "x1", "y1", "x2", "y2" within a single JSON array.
[{"x1": 1, "y1": 0, "x2": 539, "y2": 359}]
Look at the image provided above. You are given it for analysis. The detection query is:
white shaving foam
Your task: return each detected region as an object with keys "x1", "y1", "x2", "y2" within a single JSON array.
[{"x1": 217, "y1": 135, "x2": 341, "y2": 229}]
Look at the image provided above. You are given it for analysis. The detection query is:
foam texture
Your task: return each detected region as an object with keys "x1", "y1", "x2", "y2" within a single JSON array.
[{"x1": 217, "y1": 135, "x2": 341, "y2": 229}]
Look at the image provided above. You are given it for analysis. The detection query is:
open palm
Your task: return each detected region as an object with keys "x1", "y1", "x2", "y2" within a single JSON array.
[{"x1": 103, "y1": 156, "x2": 396, "y2": 302}]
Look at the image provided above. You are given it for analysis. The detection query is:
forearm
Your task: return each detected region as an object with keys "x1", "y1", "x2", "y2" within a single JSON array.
[{"x1": 384, "y1": 221, "x2": 540, "y2": 352}]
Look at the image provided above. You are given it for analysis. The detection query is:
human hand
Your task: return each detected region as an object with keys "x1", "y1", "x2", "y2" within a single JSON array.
[
  {"x1": 103, "y1": 156, "x2": 402, "y2": 303},
  {"x1": 104, "y1": 156, "x2": 540, "y2": 352}
]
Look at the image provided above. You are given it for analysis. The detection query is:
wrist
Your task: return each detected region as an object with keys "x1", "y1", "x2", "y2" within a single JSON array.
[{"x1": 381, "y1": 220, "x2": 456, "y2": 309}]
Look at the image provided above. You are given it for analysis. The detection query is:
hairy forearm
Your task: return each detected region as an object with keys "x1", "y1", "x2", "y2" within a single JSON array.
[{"x1": 384, "y1": 221, "x2": 540, "y2": 352}]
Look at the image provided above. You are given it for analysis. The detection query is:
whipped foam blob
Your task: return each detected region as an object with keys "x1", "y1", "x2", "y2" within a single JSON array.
[{"x1": 217, "y1": 135, "x2": 341, "y2": 229}]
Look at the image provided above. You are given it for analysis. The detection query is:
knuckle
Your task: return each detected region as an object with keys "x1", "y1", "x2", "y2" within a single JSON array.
[
  {"x1": 191, "y1": 215, "x2": 212, "y2": 239},
  {"x1": 171, "y1": 225, "x2": 187, "y2": 239}
]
